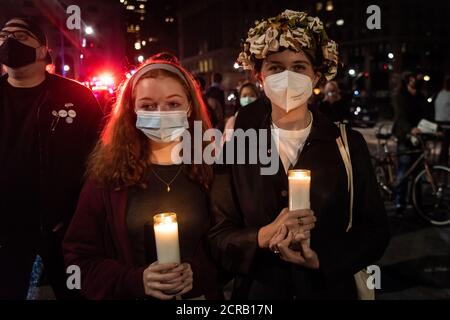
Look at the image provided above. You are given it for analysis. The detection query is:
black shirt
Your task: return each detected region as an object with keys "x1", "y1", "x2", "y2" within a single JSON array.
[
  {"x1": 0, "y1": 79, "x2": 47, "y2": 241},
  {"x1": 126, "y1": 164, "x2": 220, "y2": 298},
  {"x1": 314, "y1": 99, "x2": 349, "y2": 123},
  {"x1": 393, "y1": 88, "x2": 426, "y2": 144},
  {"x1": 126, "y1": 165, "x2": 210, "y2": 266}
]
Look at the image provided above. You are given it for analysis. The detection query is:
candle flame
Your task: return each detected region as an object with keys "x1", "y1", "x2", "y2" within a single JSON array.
[
  {"x1": 153, "y1": 212, "x2": 177, "y2": 225},
  {"x1": 288, "y1": 169, "x2": 311, "y2": 180}
]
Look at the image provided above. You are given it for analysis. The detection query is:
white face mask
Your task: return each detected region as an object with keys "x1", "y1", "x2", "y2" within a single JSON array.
[
  {"x1": 136, "y1": 110, "x2": 189, "y2": 143},
  {"x1": 263, "y1": 70, "x2": 313, "y2": 112}
]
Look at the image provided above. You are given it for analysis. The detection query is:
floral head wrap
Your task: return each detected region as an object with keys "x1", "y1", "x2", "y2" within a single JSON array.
[{"x1": 237, "y1": 10, "x2": 339, "y2": 81}]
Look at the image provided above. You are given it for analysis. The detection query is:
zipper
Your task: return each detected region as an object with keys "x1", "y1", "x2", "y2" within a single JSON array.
[{"x1": 36, "y1": 90, "x2": 49, "y2": 233}]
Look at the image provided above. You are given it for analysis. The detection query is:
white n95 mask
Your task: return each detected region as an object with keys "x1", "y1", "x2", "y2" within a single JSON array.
[
  {"x1": 136, "y1": 110, "x2": 189, "y2": 143},
  {"x1": 263, "y1": 70, "x2": 313, "y2": 112}
]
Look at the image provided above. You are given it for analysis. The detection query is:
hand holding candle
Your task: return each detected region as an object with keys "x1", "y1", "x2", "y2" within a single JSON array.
[{"x1": 142, "y1": 262, "x2": 194, "y2": 299}]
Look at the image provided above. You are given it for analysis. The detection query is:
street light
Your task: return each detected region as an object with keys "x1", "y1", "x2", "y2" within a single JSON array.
[
  {"x1": 388, "y1": 53, "x2": 394, "y2": 59},
  {"x1": 227, "y1": 93, "x2": 236, "y2": 101},
  {"x1": 85, "y1": 26, "x2": 94, "y2": 35},
  {"x1": 424, "y1": 75, "x2": 431, "y2": 82},
  {"x1": 99, "y1": 73, "x2": 115, "y2": 86},
  {"x1": 336, "y1": 19, "x2": 344, "y2": 26},
  {"x1": 134, "y1": 42, "x2": 142, "y2": 50},
  {"x1": 326, "y1": 1, "x2": 334, "y2": 11},
  {"x1": 348, "y1": 69, "x2": 356, "y2": 77},
  {"x1": 63, "y1": 65, "x2": 70, "y2": 72},
  {"x1": 233, "y1": 62, "x2": 240, "y2": 69},
  {"x1": 138, "y1": 55, "x2": 144, "y2": 63}
]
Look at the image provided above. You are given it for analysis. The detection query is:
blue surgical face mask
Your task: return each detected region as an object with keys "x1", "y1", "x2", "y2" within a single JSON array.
[
  {"x1": 136, "y1": 110, "x2": 189, "y2": 143},
  {"x1": 240, "y1": 96, "x2": 257, "y2": 107}
]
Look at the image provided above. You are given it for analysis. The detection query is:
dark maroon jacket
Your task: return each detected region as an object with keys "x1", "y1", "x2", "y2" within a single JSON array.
[
  {"x1": 63, "y1": 179, "x2": 220, "y2": 300},
  {"x1": 63, "y1": 180, "x2": 145, "y2": 299}
]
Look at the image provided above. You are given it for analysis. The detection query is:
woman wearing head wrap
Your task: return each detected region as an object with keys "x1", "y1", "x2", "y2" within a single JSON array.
[{"x1": 209, "y1": 10, "x2": 389, "y2": 300}]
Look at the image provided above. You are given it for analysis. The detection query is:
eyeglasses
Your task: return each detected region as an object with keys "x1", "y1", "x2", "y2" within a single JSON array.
[{"x1": 0, "y1": 30, "x2": 39, "y2": 42}]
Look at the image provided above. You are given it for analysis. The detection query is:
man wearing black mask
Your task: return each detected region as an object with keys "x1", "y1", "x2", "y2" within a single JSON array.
[{"x1": 0, "y1": 17, "x2": 103, "y2": 299}]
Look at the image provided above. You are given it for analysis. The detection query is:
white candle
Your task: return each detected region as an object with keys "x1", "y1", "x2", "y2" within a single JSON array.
[
  {"x1": 288, "y1": 169, "x2": 311, "y2": 210},
  {"x1": 153, "y1": 212, "x2": 181, "y2": 264},
  {"x1": 288, "y1": 170, "x2": 311, "y2": 246}
]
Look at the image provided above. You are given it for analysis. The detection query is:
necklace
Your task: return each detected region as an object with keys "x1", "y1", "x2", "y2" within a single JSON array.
[{"x1": 151, "y1": 165, "x2": 184, "y2": 192}]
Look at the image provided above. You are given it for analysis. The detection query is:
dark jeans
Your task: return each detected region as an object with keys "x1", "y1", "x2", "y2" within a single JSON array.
[
  {"x1": 439, "y1": 129, "x2": 450, "y2": 166},
  {"x1": 0, "y1": 230, "x2": 82, "y2": 300},
  {"x1": 394, "y1": 143, "x2": 419, "y2": 208},
  {"x1": 0, "y1": 246, "x2": 35, "y2": 299},
  {"x1": 39, "y1": 230, "x2": 83, "y2": 300}
]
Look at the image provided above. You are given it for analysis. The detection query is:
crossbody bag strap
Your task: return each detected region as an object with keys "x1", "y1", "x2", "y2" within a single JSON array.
[{"x1": 336, "y1": 123, "x2": 354, "y2": 232}]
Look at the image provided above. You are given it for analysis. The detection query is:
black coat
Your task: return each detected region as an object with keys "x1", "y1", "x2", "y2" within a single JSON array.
[
  {"x1": 208, "y1": 98, "x2": 390, "y2": 300},
  {"x1": 393, "y1": 88, "x2": 427, "y2": 145},
  {"x1": 0, "y1": 72, "x2": 103, "y2": 298}
]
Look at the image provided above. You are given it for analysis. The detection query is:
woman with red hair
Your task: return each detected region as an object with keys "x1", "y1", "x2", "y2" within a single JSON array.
[{"x1": 63, "y1": 55, "x2": 219, "y2": 300}]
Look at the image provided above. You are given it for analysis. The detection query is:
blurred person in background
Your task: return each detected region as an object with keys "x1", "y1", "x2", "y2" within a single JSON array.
[
  {"x1": 238, "y1": 81, "x2": 260, "y2": 109},
  {"x1": 223, "y1": 81, "x2": 260, "y2": 143},
  {"x1": 313, "y1": 81, "x2": 349, "y2": 123},
  {"x1": 205, "y1": 72, "x2": 225, "y2": 130},
  {"x1": 392, "y1": 71, "x2": 427, "y2": 216},
  {"x1": 434, "y1": 75, "x2": 450, "y2": 166}
]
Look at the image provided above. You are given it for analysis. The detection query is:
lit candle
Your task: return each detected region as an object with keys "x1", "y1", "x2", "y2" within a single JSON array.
[
  {"x1": 153, "y1": 212, "x2": 181, "y2": 264},
  {"x1": 288, "y1": 169, "x2": 311, "y2": 245},
  {"x1": 288, "y1": 169, "x2": 311, "y2": 210}
]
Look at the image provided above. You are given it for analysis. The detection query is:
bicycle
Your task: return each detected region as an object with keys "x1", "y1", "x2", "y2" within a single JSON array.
[{"x1": 372, "y1": 127, "x2": 450, "y2": 226}]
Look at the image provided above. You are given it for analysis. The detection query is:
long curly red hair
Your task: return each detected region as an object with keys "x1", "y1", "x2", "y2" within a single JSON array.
[{"x1": 87, "y1": 59, "x2": 213, "y2": 190}]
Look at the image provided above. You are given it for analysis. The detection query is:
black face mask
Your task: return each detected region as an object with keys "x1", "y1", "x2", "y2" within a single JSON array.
[{"x1": 0, "y1": 37, "x2": 36, "y2": 69}]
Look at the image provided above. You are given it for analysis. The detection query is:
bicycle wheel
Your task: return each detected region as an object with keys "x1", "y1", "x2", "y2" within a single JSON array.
[{"x1": 412, "y1": 165, "x2": 450, "y2": 226}]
